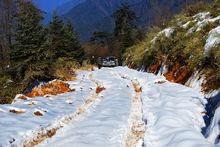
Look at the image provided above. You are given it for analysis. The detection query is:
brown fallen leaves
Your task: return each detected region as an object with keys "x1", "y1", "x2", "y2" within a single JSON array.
[
  {"x1": 96, "y1": 86, "x2": 106, "y2": 94},
  {"x1": 34, "y1": 111, "x2": 44, "y2": 116},
  {"x1": 9, "y1": 109, "x2": 26, "y2": 114},
  {"x1": 132, "y1": 83, "x2": 142, "y2": 93},
  {"x1": 26, "y1": 80, "x2": 75, "y2": 97}
]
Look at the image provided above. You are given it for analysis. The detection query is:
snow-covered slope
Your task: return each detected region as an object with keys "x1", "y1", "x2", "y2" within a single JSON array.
[{"x1": 0, "y1": 67, "x2": 219, "y2": 146}]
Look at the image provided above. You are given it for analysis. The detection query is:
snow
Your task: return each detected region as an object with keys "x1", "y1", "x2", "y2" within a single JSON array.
[
  {"x1": 39, "y1": 68, "x2": 133, "y2": 147},
  {"x1": 204, "y1": 25, "x2": 220, "y2": 54},
  {"x1": 206, "y1": 106, "x2": 220, "y2": 144},
  {"x1": 186, "y1": 72, "x2": 219, "y2": 98},
  {"x1": 193, "y1": 12, "x2": 210, "y2": 20},
  {"x1": 196, "y1": 15, "x2": 220, "y2": 32},
  {"x1": 0, "y1": 71, "x2": 96, "y2": 146},
  {"x1": 182, "y1": 21, "x2": 192, "y2": 29},
  {"x1": 162, "y1": 28, "x2": 175, "y2": 38},
  {"x1": 187, "y1": 12, "x2": 220, "y2": 33},
  {"x1": 0, "y1": 67, "x2": 219, "y2": 147},
  {"x1": 151, "y1": 27, "x2": 174, "y2": 44}
]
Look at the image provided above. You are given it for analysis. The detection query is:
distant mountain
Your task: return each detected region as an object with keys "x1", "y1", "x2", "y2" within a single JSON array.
[
  {"x1": 62, "y1": 0, "x2": 205, "y2": 41},
  {"x1": 56, "y1": 0, "x2": 86, "y2": 16},
  {"x1": 63, "y1": 0, "x2": 141, "y2": 41},
  {"x1": 33, "y1": 0, "x2": 84, "y2": 24},
  {"x1": 33, "y1": 0, "x2": 72, "y2": 13}
]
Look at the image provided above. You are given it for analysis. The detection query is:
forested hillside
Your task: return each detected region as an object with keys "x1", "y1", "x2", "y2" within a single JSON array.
[
  {"x1": 63, "y1": 0, "x2": 209, "y2": 41},
  {"x1": 0, "y1": 0, "x2": 85, "y2": 104}
]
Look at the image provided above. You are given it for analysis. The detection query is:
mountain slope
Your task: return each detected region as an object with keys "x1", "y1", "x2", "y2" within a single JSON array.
[
  {"x1": 56, "y1": 0, "x2": 86, "y2": 15},
  {"x1": 33, "y1": 0, "x2": 72, "y2": 13},
  {"x1": 124, "y1": 0, "x2": 220, "y2": 94},
  {"x1": 63, "y1": 0, "x2": 206, "y2": 41},
  {"x1": 33, "y1": 0, "x2": 84, "y2": 24}
]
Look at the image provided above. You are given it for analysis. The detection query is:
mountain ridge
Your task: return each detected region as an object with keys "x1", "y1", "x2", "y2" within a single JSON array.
[{"x1": 62, "y1": 0, "x2": 206, "y2": 41}]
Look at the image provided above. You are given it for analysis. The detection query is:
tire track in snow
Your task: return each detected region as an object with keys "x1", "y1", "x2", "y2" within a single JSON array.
[
  {"x1": 115, "y1": 72, "x2": 146, "y2": 147},
  {"x1": 19, "y1": 74, "x2": 105, "y2": 147},
  {"x1": 125, "y1": 80, "x2": 145, "y2": 147}
]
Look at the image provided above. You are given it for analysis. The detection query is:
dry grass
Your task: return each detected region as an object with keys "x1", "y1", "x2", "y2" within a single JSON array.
[
  {"x1": 78, "y1": 64, "x2": 97, "y2": 71},
  {"x1": 132, "y1": 83, "x2": 142, "y2": 93},
  {"x1": 26, "y1": 80, "x2": 75, "y2": 97},
  {"x1": 54, "y1": 68, "x2": 77, "y2": 81},
  {"x1": 96, "y1": 86, "x2": 106, "y2": 94}
]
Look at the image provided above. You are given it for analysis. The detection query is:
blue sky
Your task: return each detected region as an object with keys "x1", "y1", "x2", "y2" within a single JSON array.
[{"x1": 33, "y1": 0, "x2": 74, "y2": 12}]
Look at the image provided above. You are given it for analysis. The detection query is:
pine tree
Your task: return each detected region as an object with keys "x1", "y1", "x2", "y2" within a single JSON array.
[
  {"x1": 63, "y1": 21, "x2": 84, "y2": 63},
  {"x1": 113, "y1": 3, "x2": 137, "y2": 54},
  {"x1": 45, "y1": 16, "x2": 84, "y2": 63},
  {"x1": 45, "y1": 14, "x2": 65, "y2": 60},
  {"x1": 11, "y1": 1, "x2": 45, "y2": 80},
  {"x1": 0, "y1": 0, "x2": 16, "y2": 70},
  {"x1": 113, "y1": 4, "x2": 136, "y2": 47}
]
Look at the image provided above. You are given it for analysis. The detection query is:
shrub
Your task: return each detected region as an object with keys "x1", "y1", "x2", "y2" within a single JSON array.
[
  {"x1": 124, "y1": 27, "x2": 161, "y2": 67},
  {"x1": 51, "y1": 58, "x2": 79, "y2": 81},
  {"x1": 209, "y1": 0, "x2": 220, "y2": 17},
  {"x1": 183, "y1": 1, "x2": 208, "y2": 17},
  {"x1": 0, "y1": 74, "x2": 24, "y2": 104},
  {"x1": 201, "y1": 46, "x2": 220, "y2": 93}
]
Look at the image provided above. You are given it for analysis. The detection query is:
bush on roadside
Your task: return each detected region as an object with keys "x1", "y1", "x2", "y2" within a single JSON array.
[{"x1": 51, "y1": 58, "x2": 79, "y2": 81}]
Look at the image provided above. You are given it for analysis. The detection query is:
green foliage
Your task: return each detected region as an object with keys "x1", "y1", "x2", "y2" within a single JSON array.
[
  {"x1": 124, "y1": 27, "x2": 161, "y2": 67},
  {"x1": 113, "y1": 3, "x2": 137, "y2": 54},
  {"x1": 11, "y1": 1, "x2": 46, "y2": 79},
  {"x1": 201, "y1": 46, "x2": 220, "y2": 92},
  {"x1": 1, "y1": 1, "x2": 86, "y2": 103},
  {"x1": 0, "y1": 73, "x2": 25, "y2": 104},
  {"x1": 51, "y1": 58, "x2": 80, "y2": 81},
  {"x1": 183, "y1": 1, "x2": 208, "y2": 17},
  {"x1": 209, "y1": 0, "x2": 220, "y2": 17},
  {"x1": 44, "y1": 16, "x2": 84, "y2": 63},
  {"x1": 90, "y1": 31, "x2": 111, "y2": 44},
  {"x1": 63, "y1": 21, "x2": 85, "y2": 63}
]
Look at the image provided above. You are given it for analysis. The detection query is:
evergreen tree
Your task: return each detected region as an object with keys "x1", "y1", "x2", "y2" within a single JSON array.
[
  {"x1": 45, "y1": 14, "x2": 65, "y2": 60},
  {"x1": 63, "y1": 21, "x2": 84, "y2": 63},
  {"x1": 113, "y1": 3, "x2": 137, "y2": 52},
  {"x1": 11, "y1": 1, "x2": 45, "y2": 80},
  {"x1": 44, "y1": 16, "x2": 84, "y2": 63}
]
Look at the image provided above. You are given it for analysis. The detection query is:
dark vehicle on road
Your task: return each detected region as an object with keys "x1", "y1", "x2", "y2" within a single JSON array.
[{"x1": 97, "y1": 56, "x2": 118, "y2": 68}]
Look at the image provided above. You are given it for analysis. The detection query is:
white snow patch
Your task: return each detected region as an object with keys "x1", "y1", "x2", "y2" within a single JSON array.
[
  {"x1": 151, "y1": 27, "x2": 174, "y2": 44},
  {"x1": 182, "y1": 21, "x2": 192, "y2": 29},
  {"x1": 196, "y1": 15, "x2": 220, "y2": 32},
  {"x1": 188, "y1": 12, "x2": 220, "y2": 33},
  {"x1": 206, "y1": 105, "x2": 220, "y2": 144},
  {"x1": 204, "y1": 25, "x2": 220, "y2": 54},
  {"x1": 193, "y1": 12, "x2": 210, "y2": 20}
]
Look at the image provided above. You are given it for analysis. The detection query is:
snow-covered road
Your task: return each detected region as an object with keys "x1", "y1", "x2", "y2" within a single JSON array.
[{"x1": 0, "y1": 67, "x2": 218, "y2": 147}]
